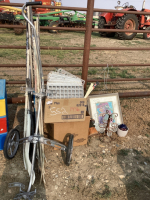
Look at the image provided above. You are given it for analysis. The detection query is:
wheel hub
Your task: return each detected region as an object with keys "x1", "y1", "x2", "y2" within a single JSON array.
[
  {"x1": 147, "y1": 33, "x2": 150, "y2": 38},
  {"x1": 124, "y1": 19, "x2": 135, "y2": 36}
]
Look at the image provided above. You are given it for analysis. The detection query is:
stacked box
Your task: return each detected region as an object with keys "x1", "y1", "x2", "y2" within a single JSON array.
[{"x1": 0, "y1": 79, "x2": 8, "y2": 150}]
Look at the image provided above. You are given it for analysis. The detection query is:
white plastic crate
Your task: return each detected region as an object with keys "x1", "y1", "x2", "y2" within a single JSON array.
[{"x1": 46, "y1": 69, "x2": 84, "y2": 99}]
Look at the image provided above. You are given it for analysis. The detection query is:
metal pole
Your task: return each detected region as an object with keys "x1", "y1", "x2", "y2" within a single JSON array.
[
  {"x1": 82, "y1": 0, "x2": 94, "y2": 91},
  {"x1": 6, "y1": 91, "x2": 150, "y2": 104},
  {"x1": 1, "y1": 63, "x2": 150, "y2": 68},
  {"x1": 2, "y1": 46, "x2": 150, "y2": 51}
]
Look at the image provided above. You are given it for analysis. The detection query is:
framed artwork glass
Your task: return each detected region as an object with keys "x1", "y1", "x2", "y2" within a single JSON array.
[{"x1": 88, "y1": 93, "x2": 123, "y2": 132}]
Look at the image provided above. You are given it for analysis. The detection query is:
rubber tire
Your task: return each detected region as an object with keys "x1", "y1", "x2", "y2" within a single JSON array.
[
  {"x1": 3, "y1": 129, "x2": 20, "y2": 159},
  {"x1": 106, "y1": 32, "x2": 116, "y2": 37},
  {"x1": 143, "y1": 27, "x2": 150, "y2": 39},
  {"x1": 66, "y1": 134, "x2": 74, "y2": 166},
  {"x1": 98, "y1": 17, "x2": 106, "y2": 36},
  {"x1": 116, "y1": 14, "x2": 138, "y2": 40},
  {"x1": 48, "y1": 21, "x2": 59, "y2": 33},
  {"x1": 29, "y1": 112, "x2": 35, "y2": 162},
  {"x1": 14, "y1": 21, "x2": 24, "y2": 35},
  {"x1": 98, "y1": 17, "x2": 115, "y2": 37}
]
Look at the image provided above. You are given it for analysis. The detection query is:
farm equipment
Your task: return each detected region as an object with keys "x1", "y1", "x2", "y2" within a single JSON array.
[
  {"x1": 0, "y1": 0, "x2": 98, "y2": 35},
  {"x1": 15, "y1": 10, "x2": 98, "y2": 34},
  {"x1": 0, "y1": 0, "x2": 62, "y2": 34},
  {"x1": 3, "y1": 1, "x2": 74, "y2": 199},
  {"x1": 98, "y1": 0, "x2": 150, "y2": 40}
]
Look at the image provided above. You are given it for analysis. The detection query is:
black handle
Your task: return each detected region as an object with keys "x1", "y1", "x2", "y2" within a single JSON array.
[{"x1": 26, "y1": 1, "x2": 42, "y2": 7}]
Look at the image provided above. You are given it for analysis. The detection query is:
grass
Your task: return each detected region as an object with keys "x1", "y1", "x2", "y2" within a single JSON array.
[
  {"x1": 0, "y1": 49, "x2": 26, "y2": 60},
  {"x1": 109, "y1": 67, "x2": 117, "y2": 79},
  {"x1": 118, "y1": 70, "x2": 135, "y2": 78},
  {"x1": 41, "y1": 49, "x2": 80, "y2": 60},
  {"x1": 88, "y1": 68, "x2": 97, "y2": 75},
  {"x1": 143, "y1": 67, "x2": 150, "y2": 73}
]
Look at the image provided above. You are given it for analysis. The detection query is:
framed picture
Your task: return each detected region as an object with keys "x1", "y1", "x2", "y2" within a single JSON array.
[{"x1": 88, "y1": 93, "x2": 123, "y2": 132}]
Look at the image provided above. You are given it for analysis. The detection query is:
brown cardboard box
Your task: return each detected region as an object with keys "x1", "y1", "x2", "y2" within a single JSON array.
[
  {"x1": 44, "y1": 98, "x2": 87, "y2": 123},
  {"x1": 46, "y1": 114, "x2": 90, "y2": 147}
]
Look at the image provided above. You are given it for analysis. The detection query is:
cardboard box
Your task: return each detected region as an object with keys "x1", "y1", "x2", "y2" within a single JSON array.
[
  {"x1": 44, "y1": 98, "x2": 87, "y2": 123},
  {"x1": 46, "y1": 114, "x2": 90, "y2": 147}
]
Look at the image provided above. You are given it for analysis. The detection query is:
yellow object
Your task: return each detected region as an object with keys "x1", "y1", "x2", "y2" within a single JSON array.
[
  {"x1": 0, "y1": 99, "x2": 6, "y2": 117},
  {"x1": 0, "y1": 6, "x2": 24, "y2": 14}
]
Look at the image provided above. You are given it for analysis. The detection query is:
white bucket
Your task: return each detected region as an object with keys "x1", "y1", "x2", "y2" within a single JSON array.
[{"x1": 117, "y1": 127, "x2": 128, "y2": 137}]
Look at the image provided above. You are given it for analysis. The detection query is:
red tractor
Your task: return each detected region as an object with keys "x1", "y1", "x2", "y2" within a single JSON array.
[{"x1": 98, "y1": 0, "x2": 150, "y2": 40}]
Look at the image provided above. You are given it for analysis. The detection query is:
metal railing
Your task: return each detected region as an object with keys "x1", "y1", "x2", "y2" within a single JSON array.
[{"x1": 0, "y1": 1, "x2": 150, "y2": 103}]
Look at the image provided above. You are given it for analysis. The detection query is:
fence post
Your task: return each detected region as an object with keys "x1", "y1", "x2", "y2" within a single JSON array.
[{"x1": 82, "y1": 0, "x2": 95, "y2": 91}]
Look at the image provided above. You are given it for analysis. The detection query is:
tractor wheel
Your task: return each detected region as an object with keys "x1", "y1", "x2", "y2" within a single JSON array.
[
  {"x1": 116, "y1": 14, "x2": 138, "y2": 40},
  {"x1": 106, "y1": 32, "x2": 116, "y2": 37},
  {"x1": 48, "y1": 21, "x2": 59, "y2": 33},
  {"x1": 143, "y1": 27, "x2": 150, "y2": 39},
  {"x1": 98, "y1": 17, "x2": 106, "y2": 36},
  {"x1": 98, "y1": 17, "x2": 115, "y2": 37},
  {"x1": 14, "y1": 21, "x2": 24, "y2": 35}
]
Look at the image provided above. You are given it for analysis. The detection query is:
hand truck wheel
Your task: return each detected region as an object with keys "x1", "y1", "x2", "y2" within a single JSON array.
[
  {"x1": 66, "y1": 134, "x2": 74, "y2": 166},
  {"x1": 3, "y1": 129, "x2": 20, "y2": 159}
]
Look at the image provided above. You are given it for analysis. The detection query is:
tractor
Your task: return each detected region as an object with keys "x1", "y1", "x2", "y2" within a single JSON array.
[{"x1": 98, "y1": 0, "x2": 150, "y2": 40}]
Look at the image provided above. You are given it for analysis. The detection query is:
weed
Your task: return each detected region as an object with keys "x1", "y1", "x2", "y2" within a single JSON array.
[
  {"x1": 133, "y1": 149, "x2": 143, "y2": 155},
  {"x1": 145, "y1": 134, "x2": 150, "y2": 138},
  {"x1": 119, "y1": 149, "x2": 130, "y2": 156},
  {"x1": 91, "y1": 44, "x2": 97, "y2": 47},
  {"x1": 142, "y1": 178, "x2": 150, "y2": 188},
  {"x1": 134, "y1": 156, "x2": 140, "y2": 160},
  {"x1": 118, "y1": 70, "x2": 128, "y2": 78},
  {"x1": 94, "y1": 185, "x2": 111, "y2": 199},
  {"x1": 130, "y1": 180, "x2": 141, "y2": 188},
  {"x1": 132, "y1": 67, "x2": 137, "y2": 72},
  {"x1": 91, "y1": 177, "x2": 95, "y2": 184},
  {"x1": 88, "y1": 68, "x2": 97, "y2": 75},
  {"x1": 109, "y1": 67, "x2": 118, "y2": 79},
  {"x1": 118, "y1": 70, "x2": 135, "y2": 78},
  {"x1": 144, "y1": 67, "x2": 150, "y2": 73},
  {"x1": 137, "y1": 168, "x2": 144, "y2": 174},
  {"x1": 76, "y1": 71, "x2": 82, "y2": 75},
  {"x1": 123, "y1": 105, "x2": 128, "y2": 109}
]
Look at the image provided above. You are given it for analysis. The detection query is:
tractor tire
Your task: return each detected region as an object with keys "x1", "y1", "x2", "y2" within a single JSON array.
[
  {"x1": 98, "y1": 17, "x2": 115, "y2": 37},
  {"x1": 143, "y1": 27, "x2": 150, "y2": 40},
  {"x1": 48, "y1": 21, "x2": 59, "y2": 33},
  {"x1": 116, "y1": 14, "x2": 138, "y2": 40},
  {"x1": 106, "y1": 32, "x2": 116, "y2": 37},
  {"x1": 98, "y1": 17, "x2": 106, "y2": 36},
  {"x1": 14, "y1": 21, "x2": 25, "y2": 35}
]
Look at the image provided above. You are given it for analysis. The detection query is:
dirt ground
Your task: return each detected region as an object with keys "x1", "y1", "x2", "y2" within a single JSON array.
[{"x1": 0, "y1": 29, "x2": 150, "y2": 199}]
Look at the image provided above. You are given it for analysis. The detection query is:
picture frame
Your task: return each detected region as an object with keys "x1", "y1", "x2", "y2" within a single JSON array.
[{"x1": 88, "y1": 93, "x2": 123, "y2": 132}]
